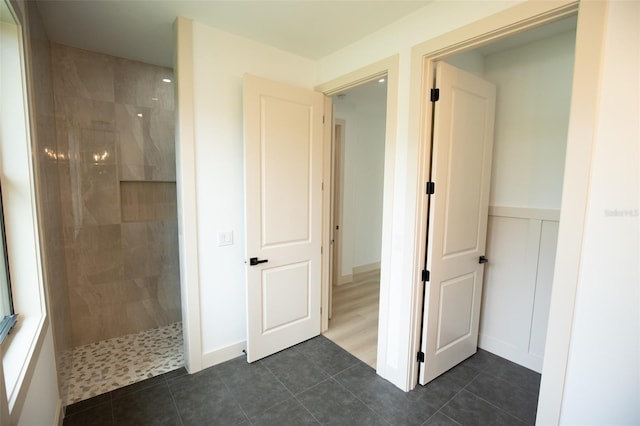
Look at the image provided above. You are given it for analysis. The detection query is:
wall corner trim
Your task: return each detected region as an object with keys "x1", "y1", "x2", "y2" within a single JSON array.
[{"x1": 175, "y1": 15, "x2": 204, "y2": 373}]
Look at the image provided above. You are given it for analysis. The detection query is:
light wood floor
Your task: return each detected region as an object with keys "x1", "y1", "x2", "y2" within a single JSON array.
[{"x1": 323, "y1": 269, "x2": 380, "y2": 368}]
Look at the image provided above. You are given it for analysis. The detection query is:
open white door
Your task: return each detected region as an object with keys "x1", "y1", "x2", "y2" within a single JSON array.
[
  {"x1": 243, "y1": 74, "x2": 325, "y2": 362},
  {"x1": 419, "y1": 62, "x2": 496, "y2": 384}
]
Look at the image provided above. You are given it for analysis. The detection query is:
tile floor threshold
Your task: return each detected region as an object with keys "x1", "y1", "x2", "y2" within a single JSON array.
[
  {"x1": 61, "y1": 322, "x2": 184, "y2": 406},
  {"x1": 63, "y1": 335, "x2": 541, "y2": 426}
]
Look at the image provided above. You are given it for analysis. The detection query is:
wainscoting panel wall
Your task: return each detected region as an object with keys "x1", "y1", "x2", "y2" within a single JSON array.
[{"x1": 478, "y1": 206, "x2": 559, "y2": 372}]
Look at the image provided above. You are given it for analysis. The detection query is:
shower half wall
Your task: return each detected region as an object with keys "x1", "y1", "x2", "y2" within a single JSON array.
[{"x1": 51, "y1": 44, "x2": 181, "y2": 347}]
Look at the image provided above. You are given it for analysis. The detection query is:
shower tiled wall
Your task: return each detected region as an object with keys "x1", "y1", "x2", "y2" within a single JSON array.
[{"x1": 51, "y1": 44, "x2": 181, "y2": 347}]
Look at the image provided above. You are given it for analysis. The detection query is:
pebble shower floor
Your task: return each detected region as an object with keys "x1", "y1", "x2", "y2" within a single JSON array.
[{"x1": 60, "y1": 322, "x2": 184, "y2": 406}]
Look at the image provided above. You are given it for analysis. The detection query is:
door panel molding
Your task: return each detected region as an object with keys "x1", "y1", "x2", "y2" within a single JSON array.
[
  {"x1": 244, "y1": 74, "x2": 324, "y2": 362},
  {"x1": 419, "y1": 62, "x2": 496, "y2": 385}
]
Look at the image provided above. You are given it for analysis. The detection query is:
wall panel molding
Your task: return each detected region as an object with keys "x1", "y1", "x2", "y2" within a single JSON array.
[
  {"x1": 489, "y1": 205, "x2": 560, "y2": 222},
  {"x1": 479, "y1": 209, "x2": 559, "y2": 372}
]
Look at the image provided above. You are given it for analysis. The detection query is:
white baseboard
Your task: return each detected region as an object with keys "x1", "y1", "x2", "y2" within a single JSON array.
[
  {"x1": 201, "y1": 341, "x2": 246, "y2": 370},
  {"x1": 336, "y1": 262, "x2": 381, "y2": 286},
  {"x1": 478, "y1": 333, "x2": 543, "y2": 373},
  {"x1": 353, "y1": 261, "x2": 381, "y2": 275}
]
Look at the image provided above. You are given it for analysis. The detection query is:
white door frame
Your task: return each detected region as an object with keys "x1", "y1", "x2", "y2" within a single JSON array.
[
  {"x1": 316, "y1": 56, "x2": 399, "y2": 345},
  {"x1": 407, "y1": 0, "x2": 609, "y2": 423}
]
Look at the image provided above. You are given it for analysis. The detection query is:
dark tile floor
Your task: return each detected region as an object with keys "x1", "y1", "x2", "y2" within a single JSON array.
[{"x1": 63, "y1": 336, "x2": 540, "y2": 426}]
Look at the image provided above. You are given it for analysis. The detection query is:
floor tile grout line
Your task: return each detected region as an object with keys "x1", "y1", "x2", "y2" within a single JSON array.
[
  {"x1": 464, "y1": 370, "x2": 539, "y2": 424},
  {"x1": 165, "y1": 381, "x2": 186, "y2": 426},
  {"x1": 109, "y1": 397, "x2": 115, "y2": 426},
  {"x1": 291, "y1": 393, "x2": 324, "y2": 425},
  {"x1": 431, "y1": 367, "x2": 532, "y2": 425},
  {"x1": 328, "y1": 361, "x2": 360, "y2": 379},
  {"x1": 433, "y1": 382, "x2": 469, "y2": 418},
  {"x1": 329, "y1": 374, "x2": 392, "y2": 425},
  {"x1": 293, "y1": 375, "x2": 334, "y2": 397},
  {"x1": 255, "y1": 357, "x2": 296, "y2": 413},
  {"x1": 212, "y1": 362, "x2": 264, "y2": 425},
  {"x1": 458, "y1": 387, "x2": 533, "y2": 425},
  {"x1": 480, "y1": 368, "x2": 542, "y2": 398},
  {"x1": 292, "y1": 336, "x2": 362, "y2": 384},
  {"x1": 420, "y1": 410, "x2": 462, "y2": 426}
]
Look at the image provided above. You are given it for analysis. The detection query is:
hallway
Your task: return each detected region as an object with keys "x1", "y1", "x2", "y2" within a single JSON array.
[{"x1": 323, "y1": 270, "x2": 380, "y2": 368}]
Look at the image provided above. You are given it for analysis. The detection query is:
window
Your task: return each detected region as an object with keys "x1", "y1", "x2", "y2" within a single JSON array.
[
  {"x1": 0, "y1": 183, "x2": 15, "y2": 344},
  {"x1": 0, "y1": 0, "x2": 18, "y2": 346},
  {"x1": 1, "y1": 0, "x2": 50, "y2": 414}
]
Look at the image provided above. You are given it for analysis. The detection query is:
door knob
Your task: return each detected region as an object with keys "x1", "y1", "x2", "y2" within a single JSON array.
[
  {"x1": 249, "y1": 257, "x2": 268, "y2": 266},
  {"x1": 479, "y1": 256, "x2": 488, "y2": 264}
]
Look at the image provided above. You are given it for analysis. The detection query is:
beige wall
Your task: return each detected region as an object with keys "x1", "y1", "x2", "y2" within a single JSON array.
[{"x1": 50, "y1": 44, "x2": 181, "y2": 347}]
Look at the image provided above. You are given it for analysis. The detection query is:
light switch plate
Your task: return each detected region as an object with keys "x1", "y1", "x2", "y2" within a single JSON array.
[{"x1": 218, "y1": 231, "x2": 233, "y2": 246}]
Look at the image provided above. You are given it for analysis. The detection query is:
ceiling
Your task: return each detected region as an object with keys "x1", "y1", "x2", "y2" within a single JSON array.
[{"x1": 35, "y1": 0, "x2": 431, "y2": 68}]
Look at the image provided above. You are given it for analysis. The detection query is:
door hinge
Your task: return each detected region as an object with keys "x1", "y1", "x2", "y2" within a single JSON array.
[
  {"x1": 422, "y1": 269, "x2": 430, "y2": 282},
  {"x1": 426, "y1": 181, "x2": 435, "y2": 195},
  {"x1": 417, "y1": 351, "x2": 425, "y2": 363},
  {"x1": 430, "y1": 88, "x2": 440, "y2": 102}
]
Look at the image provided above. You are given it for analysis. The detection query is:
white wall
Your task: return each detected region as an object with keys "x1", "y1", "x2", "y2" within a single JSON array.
[
  {"x1": 16, "y1": 326, "x2": 60, "y2": 426},
  {"x1": 485, "y1": 30, "x2": 575, "y2": 209},
  {"x1": 180, "y1": 20, "x2": 316, "y2": 365},
  {"x1": 333, "y1": 92, "x2": 386, "y2": 280},
  {"x1": 444, "y1": 50, "x2": 485, "y2": 76},
  {"x1": 559, "y1": 0, "x2": 639, "y2": 423}
]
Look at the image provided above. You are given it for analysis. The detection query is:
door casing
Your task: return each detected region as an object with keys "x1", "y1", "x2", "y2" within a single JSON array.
[
  {"x1": 407, "y1": 1, "x2": 608, "y2": 424},
  {"x1": 317, "y1": 57, "x2": 400, "y2": 341}
]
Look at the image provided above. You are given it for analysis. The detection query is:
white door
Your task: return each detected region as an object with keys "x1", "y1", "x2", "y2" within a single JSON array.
[
  {"x1": 243, "y1": 74, "x2": 325, "y2": 362},
  {"x1": 419, "y1": 62, "x2": 496, "y2": 384}
]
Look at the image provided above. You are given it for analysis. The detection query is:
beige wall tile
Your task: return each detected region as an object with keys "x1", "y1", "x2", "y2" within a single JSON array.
[
  {"x1": 74, "y1": 224, "x2": 124, "y2": 285},
  {"x1": 114, "y1": 58, "x2": 174, "y2": 110},
  {"x1": 51, "y1": 43, "x2": 115, "y2": 103},
  {"x1": 49, "y1": 45, "x2": 180, "y2": 347},
  {"x1": 120, "y1": 182, "x2": 177, "y2": 222}
]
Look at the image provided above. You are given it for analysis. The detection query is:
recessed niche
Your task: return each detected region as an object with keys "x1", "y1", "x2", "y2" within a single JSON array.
[{"x1": 120, "y1": 181, "x2": 177, "y2": 222}]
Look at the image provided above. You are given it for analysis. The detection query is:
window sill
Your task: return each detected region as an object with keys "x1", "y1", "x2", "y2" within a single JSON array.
[{"x1": 1, "y1": 314, "x2": 47, "y2": 413}]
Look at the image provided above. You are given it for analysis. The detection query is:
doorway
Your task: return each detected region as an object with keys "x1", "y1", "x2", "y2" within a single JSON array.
[
  {"x1": 414, "y1": 9, "x2": 576, "y2": 420},
  {"x1": 443, "y1": 15, "x2": 576, "y2": 375},
  {"x1": 323, "y1": 78, "x2": 388, "y2": 368}
]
